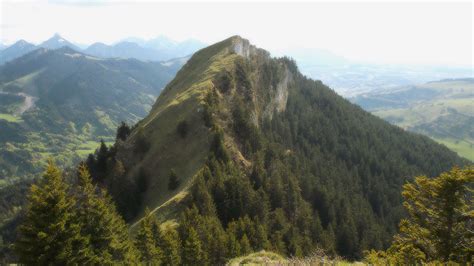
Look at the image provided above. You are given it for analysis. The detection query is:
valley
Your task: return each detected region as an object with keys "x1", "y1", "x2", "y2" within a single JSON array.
[
  {"x1": 352, "y1": 78, "x2": 474, "y2": 161},
  {"x1": 0, "y1": 47, "x2": 185, "y2": 186}
]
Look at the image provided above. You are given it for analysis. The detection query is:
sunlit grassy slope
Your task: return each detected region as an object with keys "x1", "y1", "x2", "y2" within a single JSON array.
[
  {"x1": 127, "y1": 37, "x2": 242, "y2": 225},
  {"x1": 226, "y1": 250, "x2": 361, "y2": 266}
]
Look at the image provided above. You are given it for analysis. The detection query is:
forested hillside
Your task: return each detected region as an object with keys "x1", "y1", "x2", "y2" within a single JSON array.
[
  {"x1": 79, "y1": 36, "x2": 467, "y2": 262},
  {"x1": 0, "y1": 47, "x2": 182, "y2": 186}
]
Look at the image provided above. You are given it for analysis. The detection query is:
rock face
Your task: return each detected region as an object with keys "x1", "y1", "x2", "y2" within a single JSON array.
[
  {"x1": 263, "y1": 66, "x2": 292, "y2": 119},
  {"x1": 232, "y1": 36, "x2": 259, "y2": 58}
]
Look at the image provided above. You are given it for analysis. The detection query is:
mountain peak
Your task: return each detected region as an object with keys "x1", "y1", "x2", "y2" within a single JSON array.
[
  {"x1": 12, "y1": 40, "x2": 35, "y2": 48},
  {"x1": 40, "y1": 34, "x2": 79, "y2": 51}
]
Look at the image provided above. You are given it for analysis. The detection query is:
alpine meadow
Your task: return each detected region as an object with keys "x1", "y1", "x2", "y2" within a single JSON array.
[{"x1": 0, "y1": 1, "x2": 473, "y2": 265}]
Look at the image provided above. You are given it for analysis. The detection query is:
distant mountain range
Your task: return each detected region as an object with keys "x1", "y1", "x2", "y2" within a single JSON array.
[{"x1": 0, "y1": 34, "x2": 206, "y2": 64}]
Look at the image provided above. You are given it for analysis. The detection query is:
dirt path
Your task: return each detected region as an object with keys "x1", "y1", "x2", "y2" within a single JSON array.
[
  {"x1": 0, "y1": 91, "x2": 37, "y2": 115},
  {"x1": 16, "y1": 92, "x2": 37, "y2": 115}
]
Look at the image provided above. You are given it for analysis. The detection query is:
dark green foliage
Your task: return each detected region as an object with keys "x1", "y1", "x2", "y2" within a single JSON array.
[
  {"x1": 191, "y1": 171, "x2": 217, "y2": 216},
  {"x1": 0, "y1": 179, "x2": 32, "y2": 262},
  {"x1": 168, "y1": 169, "x2": 180, "y2": 190},
  {"x1": 239, "y1": 234, "x2": 252, "y2": 255},
  {"x1": 116, "y1": 121, "x2": 131, "y2": 141},
  {"x1": 134, "y1": 129, "x2": 150, "y2": 155},
  {"x1": 158, "y1": 228, "x2": 181, "y2": 266},
  {"x1": 232, "y1": 99, "x2": 261, "y2": 156},
  {"x1": 176, "y1": 120, "x2": 189, "y2": 138},
  {"x1": 210, "y1": 129, "x2": 229, "y2": 163},
  {"x1": 169, "y1": 63, "x2": 466, "y2": 261},
  {"x1": 215, "y1": 70, "x2": 233, "y2": 93},
  {"x1": 85, "y1": 141, "x2": 142, "y2": 221},
  {"x1": 135, "y1": 209, "x2": 162, "y2": 264},
  {"x1": 74, "y1": 164, "x2": 138, "y2": 263},
  {"x1": 14, "y1": 160, "x2": 89, "y2": 264},
  {"x1": 14, "y1": 162, "x2": 139, "y2": 264},
  {"x1": 182, "y1": 227, "x2": 204, "y2": 265},
  {"x1": 95, "y1": 140, "x2": 109, "y2": 182},
  {"x1": 202, "y1": 89, "x2": 219, "y2": 128}
]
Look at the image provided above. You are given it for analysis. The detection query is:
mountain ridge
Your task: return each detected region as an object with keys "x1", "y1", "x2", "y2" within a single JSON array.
[{"x1": 87, "y1": 36, "x2": 466, "y2": 260}]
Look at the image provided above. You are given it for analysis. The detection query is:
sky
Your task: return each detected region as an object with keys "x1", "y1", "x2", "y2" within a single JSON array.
[{"x1": 0, "y1": 0, "x2": 472, "y2": 67}]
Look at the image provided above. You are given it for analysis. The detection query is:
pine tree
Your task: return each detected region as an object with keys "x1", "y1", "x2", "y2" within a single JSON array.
[
  {"x1": 192, "y1": 173, "x2": 216, "y2": 216},
  {"x1": 168, "y1": 169, "x2": 180, "y2": 190},
  {"x1": 15, "y1": 160, "x2": 89, "y2": 264},
  {"x1": 159, "y1": 228, "x2": 181, "y2": 266},
  {"x1": 227, "y1": 233, "x2": 241, "y2": 258},
  {"x1": 75, "y1": 163, "x2": 138, "y2": 264},
  {"x1": 182, "y1": 227, "x2": 204, "y2": 265},
  {"x1": 116, "y1": 121, "x2": 131, "y2": 141},
  {"x1": 95, "y1": 139, "x2": 109, "y2": 182},
  {"x1": 323, "y1": 224, "x2": 337, "y2": 256},
  {"x1": 135, "y1": 208, "x2": 162, "y2": 264},
  {"x1": 254, "y1": 224, "x2": 271, "y2": 251},
  {"x1": 201, "y1": 217, "x2": 226, "y2": 265},
  {"x1": 239, "y1": 234, "x2": 252, "y2": 255}
]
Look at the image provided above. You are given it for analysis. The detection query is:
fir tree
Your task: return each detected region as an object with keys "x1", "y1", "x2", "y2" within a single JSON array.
[
  {"x1": 192, "y1": 173, "x2": 216, "y2": 216},
  {"x1": 116, "y1": 121, "x2": 131, "y2": 141},
  {"x1": 159, "y1": 228, "x2": 181, "y2": 266},
  {"x1": 95, "y1": 139, "x2": 109, "y2": 182},
  {"x1": 182, "y1": 227, "x2": 204, "y2": 265},
  {"x1": 135, "y1": 208, "x2": 162, "y2": 264},
  {"x1": 75, "y1": 163, "x2": 138, "y2": 264},
  {"x1": 227, "y1": 233, "x2": 241, "y2": 258},
  {"x1": 239, "y1": 234, "x2": 252, "y2": 255},
  {"x1": 15, "y1": 160, "x2": 89, "y2": 264}
]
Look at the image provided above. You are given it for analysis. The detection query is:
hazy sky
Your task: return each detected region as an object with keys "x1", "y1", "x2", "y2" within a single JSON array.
[{"x1": 1, "y1": 0, "x2": 472, "y2": 66}]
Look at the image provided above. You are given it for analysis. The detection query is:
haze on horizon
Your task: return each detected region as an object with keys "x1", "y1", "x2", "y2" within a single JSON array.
[{"x1": 0, "y1": 0, "x2": 472, "y2": 67}]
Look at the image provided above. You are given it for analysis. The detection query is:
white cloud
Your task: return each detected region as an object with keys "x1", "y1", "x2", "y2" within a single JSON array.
[{"x1": 0, "y1": 1, "x2": 472, "y2": 66}]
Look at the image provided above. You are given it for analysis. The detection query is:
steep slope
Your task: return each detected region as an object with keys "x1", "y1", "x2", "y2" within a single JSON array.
[
  {"x1": 90, "y1": 36, "x2": 467, "y2": 260},
  {"x1": 0, "y1": 47, "x2": 182, "y2": 185}
]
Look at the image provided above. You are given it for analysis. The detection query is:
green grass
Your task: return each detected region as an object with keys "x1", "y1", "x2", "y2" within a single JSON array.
[
  {"x1": 371, "y1": 80, "x2": 474, "y2": 162},
  {"x1": 127, "y1": 37, "x2": 244, "y2": 224},
  {"x1": 226, "y1": 250, "x2": 362, "y2": 266},
  {"x1": 0, "y1": 113, "x2": 22, "y2": 122},
  {"x1": 433, "y1": 137, "x2": 474, "y2": 162},
  {"x1": 74, "y1": 140, "x2": 114, "y2": 157},
  {"x1": 227, "y1": 251, "x2": 286, "y2": 266}
]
